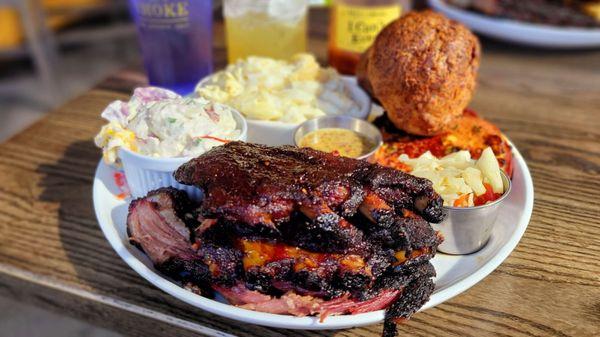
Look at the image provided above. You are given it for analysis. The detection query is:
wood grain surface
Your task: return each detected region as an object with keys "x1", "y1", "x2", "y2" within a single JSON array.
[{"x1": 1, "y1": 8, "x2": 599, "y2": 337}]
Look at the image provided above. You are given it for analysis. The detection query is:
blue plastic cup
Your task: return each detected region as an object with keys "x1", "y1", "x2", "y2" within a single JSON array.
[{"x1": 128, "y1": 0, "x2": 214, "y2": 94}]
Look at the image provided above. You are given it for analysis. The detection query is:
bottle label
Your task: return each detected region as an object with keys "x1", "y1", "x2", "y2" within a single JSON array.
[{"x1": 333, "y1": 4, "x2": 401, "y2": 53}]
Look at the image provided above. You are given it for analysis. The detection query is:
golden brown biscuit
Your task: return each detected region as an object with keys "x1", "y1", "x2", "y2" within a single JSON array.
[{"x1": 358, "y1": 10, "x2": 481, "y2": 136}]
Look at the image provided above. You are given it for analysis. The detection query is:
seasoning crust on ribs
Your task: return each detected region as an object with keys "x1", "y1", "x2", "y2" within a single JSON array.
[
  {"x1": 127, "y1": 142, "x2": 445, "y2": 337},
  {"x1": 175, "y1": 142, "x2": 444, "y2": 226}
]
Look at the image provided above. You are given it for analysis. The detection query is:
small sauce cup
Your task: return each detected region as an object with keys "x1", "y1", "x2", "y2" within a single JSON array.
[
  {"x1": 293, "y1": 116, "x2": 383, "y2": 161},
  {"x1": 431, "y1": 170, "x2": 512, "y2": 255}
]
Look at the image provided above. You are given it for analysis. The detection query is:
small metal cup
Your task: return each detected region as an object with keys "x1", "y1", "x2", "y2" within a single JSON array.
[
  {"x1": 293, "y1": 116, "x2": 383, "y2": 161},
  {"x1": 432, "y1": 171, "x2": 512, "y2": 255}
]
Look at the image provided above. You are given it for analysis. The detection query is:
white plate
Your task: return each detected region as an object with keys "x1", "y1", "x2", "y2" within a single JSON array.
[
  {"x1": 93, "y1": 145, "x2": 533, "y2": 330},
  {"x1": 429, "y1": 0, "x2": 600, "y2": 48}
]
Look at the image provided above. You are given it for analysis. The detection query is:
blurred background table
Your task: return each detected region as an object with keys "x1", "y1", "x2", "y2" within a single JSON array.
[{"x1": 0, "y1": 7, "x2": 599, "y2": 337}]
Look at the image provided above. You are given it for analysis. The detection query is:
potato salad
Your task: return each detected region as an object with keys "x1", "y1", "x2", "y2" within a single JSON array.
[
  {"x1": 399, "y1": 147, "x2": 505, "y2": 207},
  {"x1": 95, "y1": 87, "x2": 241, "y2": 164},
  {"x1": 195, "y1": 53, "x2": 360, "y2": 123}
]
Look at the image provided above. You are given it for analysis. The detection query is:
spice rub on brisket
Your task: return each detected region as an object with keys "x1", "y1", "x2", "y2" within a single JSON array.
[{"x1": 127, "y1": 142, "x2": 445, "y2": 337}]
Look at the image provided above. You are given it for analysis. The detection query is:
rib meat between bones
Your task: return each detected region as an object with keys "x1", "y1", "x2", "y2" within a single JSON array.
[
  {"x1": 174, "y1": 142, "x2": 443, "y2": 248},
  {"x1": 128, "y1": 142, "x2": 445, "y2": 337}
]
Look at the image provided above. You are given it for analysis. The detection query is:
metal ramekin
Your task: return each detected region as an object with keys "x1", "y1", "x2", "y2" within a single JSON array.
[
  {"x1": 293, "y1": 116, "x2": 383, "y2": 161},
  {"x1": 431, "y1": 170, "x2": 512, "y2": 255}
]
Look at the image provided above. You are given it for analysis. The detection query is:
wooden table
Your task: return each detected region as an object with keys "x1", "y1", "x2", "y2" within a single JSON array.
[{"x1": 1, "y1": 8, "x2": 599, "y2": 337}]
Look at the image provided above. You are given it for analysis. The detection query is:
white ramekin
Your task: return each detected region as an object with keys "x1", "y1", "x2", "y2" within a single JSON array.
[
  {"x1": 118, "y1": 109, "x2": 247, "y2": 200},
  {"x1": 196, "y1": 76, "x2": 372, "y2": 146}
]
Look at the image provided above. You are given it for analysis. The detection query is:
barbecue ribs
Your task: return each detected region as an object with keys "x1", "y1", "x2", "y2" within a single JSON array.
[{"x1": 127, "y1": 142, "x2": 445, "y2": 337}]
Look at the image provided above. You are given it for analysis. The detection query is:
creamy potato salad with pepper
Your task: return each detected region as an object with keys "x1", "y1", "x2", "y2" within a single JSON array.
[
  {"x1": 95, "y1": 87, "x2": 241, "y2": 164},
  {"x1": 195, "y1": 53, "x2": 360, "y2": 123}
]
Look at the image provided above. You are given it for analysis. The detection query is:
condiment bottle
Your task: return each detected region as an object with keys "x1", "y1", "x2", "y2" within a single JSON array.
[{"x1": 328, "y1": 0, "x2": 411, "y2": 75}]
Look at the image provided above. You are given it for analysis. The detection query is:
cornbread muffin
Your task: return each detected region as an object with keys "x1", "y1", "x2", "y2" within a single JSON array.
[{"x1": 358, "y1": 10, "x2": 481, "y2": 136}]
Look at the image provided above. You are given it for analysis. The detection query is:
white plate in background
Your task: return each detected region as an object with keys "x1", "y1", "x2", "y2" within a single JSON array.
[{"x1": 429, "y1": 0, "x2": 600, "y2": 48}]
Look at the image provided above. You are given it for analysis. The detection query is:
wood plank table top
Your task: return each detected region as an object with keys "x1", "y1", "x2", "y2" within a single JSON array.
[{"x1": 1, "y1": 8, "x2": 599, "y2": 337}]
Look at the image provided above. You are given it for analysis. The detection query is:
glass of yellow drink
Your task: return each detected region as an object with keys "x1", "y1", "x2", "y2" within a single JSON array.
[{"x1": 223, "y1": 0, "x2": 308, "y2": 63}]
